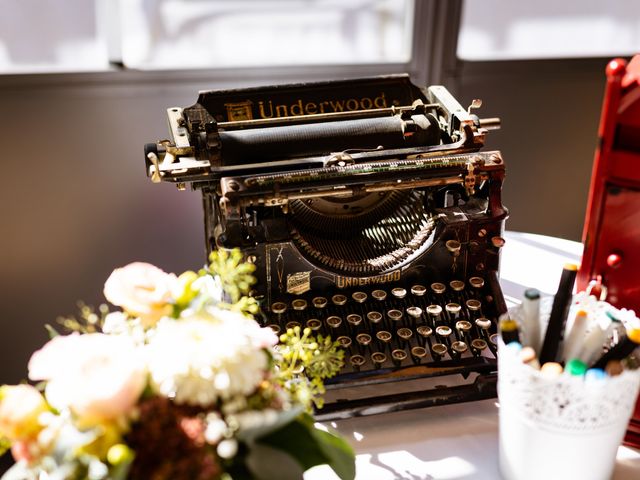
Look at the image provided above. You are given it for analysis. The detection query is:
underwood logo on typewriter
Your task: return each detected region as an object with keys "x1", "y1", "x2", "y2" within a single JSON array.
[
  {"x1": 286, "y1": 271, "x2": 311, "y2": 295},
  {"x1": 336, "y1": 270, "x2": 401, "y2": 289},
  {"x1": 224, "y1": 101, "x2": 254, "y2": 121},
  {"x1": 256, "y1": 92, "x2": 391, "y2": 119}
]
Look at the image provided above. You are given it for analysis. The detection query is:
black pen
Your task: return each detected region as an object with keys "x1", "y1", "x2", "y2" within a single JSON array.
[
  {"x1": 592, "y1": 328, "x2": 640, "y2": 369},
  {"x1": 538, "y1": 263, "x2": 578, "y2": 364}
]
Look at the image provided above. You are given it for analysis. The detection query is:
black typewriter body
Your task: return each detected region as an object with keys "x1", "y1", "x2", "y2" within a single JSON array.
[{"x1": 145, "y1": 75, "x2": 508, "y2": 419}]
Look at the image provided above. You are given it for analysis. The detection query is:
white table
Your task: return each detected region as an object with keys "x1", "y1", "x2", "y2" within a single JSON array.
[{"x1": 306, "y1": 231, "x2": 640, "y2": 480}]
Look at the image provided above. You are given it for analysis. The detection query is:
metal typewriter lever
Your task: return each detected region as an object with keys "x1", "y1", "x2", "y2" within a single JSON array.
[{"x1": 325, "y1": 146, "x2": 384, "y2": 167}]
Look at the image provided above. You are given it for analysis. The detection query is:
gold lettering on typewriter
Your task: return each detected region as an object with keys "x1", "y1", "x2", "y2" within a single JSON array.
[
  {"x1": 224, "y1": 101, "x2": 253, "y2": 121},
  {"x1": 335, "y1": 270, "x2": 401, "y2": 289},
  {"x1": 254, "y1": 92, "x2": 390, "y2": 119}
]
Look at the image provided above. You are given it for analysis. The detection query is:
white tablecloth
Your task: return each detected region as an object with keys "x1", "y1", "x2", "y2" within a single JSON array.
[{"x1": 306, "y1": 231, "x2": 640, "y2": 480}]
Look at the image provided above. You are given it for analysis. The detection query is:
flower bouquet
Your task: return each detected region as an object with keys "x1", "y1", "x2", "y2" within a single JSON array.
[{"x1": 0, "y1": 250, "x2": 355, "y2": 480}]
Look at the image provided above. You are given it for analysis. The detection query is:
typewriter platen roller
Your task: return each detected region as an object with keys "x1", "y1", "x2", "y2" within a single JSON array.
[{"x1": 145, "y1": 75, "x2": 508, "y2": 419}]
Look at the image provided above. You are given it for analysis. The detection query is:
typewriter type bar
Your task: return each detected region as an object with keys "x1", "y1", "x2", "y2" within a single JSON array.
[{"x1": 145, "y1": 74, "x2": 508, "y2": 419}]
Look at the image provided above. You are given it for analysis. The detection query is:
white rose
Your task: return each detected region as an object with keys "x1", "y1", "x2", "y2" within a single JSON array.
[
  {"x1": 28, "y1": 334, "x2": 146, "y2": 426},
  {"x1": 103, "y1": 262, "x2": 177, "y2": 327}
]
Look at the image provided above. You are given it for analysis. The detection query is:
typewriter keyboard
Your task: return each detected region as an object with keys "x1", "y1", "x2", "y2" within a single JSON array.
[{"x1": 262, "y1": 276, "x2": 499, "y2": 376}]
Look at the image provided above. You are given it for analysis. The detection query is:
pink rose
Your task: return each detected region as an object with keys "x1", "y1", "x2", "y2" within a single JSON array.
[
  {"x1": 28, "y1": 334, "x2": 146, "y2": 426},
  {"x1": 0, "y1": 385, "x2": 48, "y2": 441},
  {"x1": 103, "y1": 262, "x2": 177, "y2": 327}
]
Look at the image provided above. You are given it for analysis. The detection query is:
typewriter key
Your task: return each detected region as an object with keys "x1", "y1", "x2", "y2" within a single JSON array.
[
  {"x1": 426, "y1": 304, "x2": 443, "y2": 327},
  {"x1": 488, "y1": 333, "x2": 499, "y2": 355},
  {"x1": 292, "y1": 299, "x2": 308, "y2": 311},
  {"x1": 312, "y1": 296, "x2": 328, "y2": 309},
  {"x1": 406, "y1": 306, "x2": 423, "y2": 326},
  {"x1": 431, "y1": 282, "x2": 446, "y2": 295},
  {"x1": 356, "y1": 333, "x2": 372, "y2": 355},
  {"x1": 285, "y1": 321, "x2": 301, "y2": 331},
  {"x1": 331, "y1": 294, "x2": 347, "y2": 306},
  {"x1": 397, "y1": 327, "x2": 413, "y2": 347},
  {"x1": 435, "y1": 325, "x2": 453, "y2": 345},
  {"x1": 366, "y1": 311, "x2": 383, "y2": 325},
  {"x1": 350, "y1": 354, "x2": 366, "y2": 371},
  {"x1": 456, "y1": 320, "x2": 473, "y2": 342},
  {"x1": 337, "y1": 336, "x2": 352, "y2": 350},
  {"x1": 446, "y1": 239, "x2": 462, "y2": 256},
  {"x1": 387, "y1": 309, "x2": 403, "y2": 327},
  {"x1": 445, "y1": 303, "x2": 462, "y2": 322},
  {"x1": 469, "y1": 276, "x2": 485, "y2": 291},
  {"x1": 371, "y1": 352, "x2": 387, "y2": 369},
  {"x1": 410, "y1": 346, "x2": 427, "y2": 364},
  {"x1": 450, "y1": 280, "x2": 465, "y2": 292},
  {"x1": 376, "y1": 330, "x2": 392, "y2": 352},
  {"x1": 352, "y1": 291, "x2": 368, "y2": 304},
  {"x1": 416, "y1": 325, "x2": 433, "y2": 347},
  {"x1": 271, "y1": 302, "x2": 287, "y2": 315},
  {"x1": 346, "y1": 313, "x2": 363, "y2": 327},
  {"x1": 465, "y1": 299, "x2": 482, "y2": 319},
  {"x1": 475, "y1": 317, "x2": 492, "y2": 336},
  {"x1": 471, "y1": 338, "x2": 488, "y2": 356},
  {"x1": 306, "y1": 319, "x2": 322, "y2": 331},
  {"x1": 411, "y1": 284, "x2": 427, "y2": 297},
  {"x1": 451, "y1": 341, "x2": 468, "y2": 359},
  {"x1": 372, "y1": 289, "x2": 387, "y2": 302},
  {"x1": 391, "y1": 349, "x2": 407, "y2": 367},
  {"x1": 431, "y1": 343, "x2": 448, "y2": 361},
  {"x1": 326, "y1": 315, "x2": 342, "y2": 327},
  {"x1": 268, "y1": 324, "x2": 281, "y2": 335},
  {"x1": 391, "y1": 287, "x2": 407, "y2": 300}
]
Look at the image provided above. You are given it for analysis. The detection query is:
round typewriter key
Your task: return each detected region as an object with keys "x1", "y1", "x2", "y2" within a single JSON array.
[
  {"x1": 312, "y1": 296, "x2": 328, "y2": 309},
  {"x1": 371, "y1": 352, "x2": 387, "y2": 369},
  {"x1": 267, "y1": 324, "x2": 281, "y2": 335},
  {"x1": 431, "y1": 343, "x2": 448, "y2": 361},
  {"x1": 387, "y1": 309, "x2": 403, "y2": 323},
  {"x1": 397, "y1": 327, "x2": 413, "y2": 345},
  {"x1": 285, "y1": 321, "x2": 301, "y2": 331},
  {"x1": 411, "y1": 284, "x2": 427, "y2": 297},
  {"x1": 346, "y1": 313, "x2": 363, "y2": 327},
  {"x1": 436, "y1": 325, "x2": 453, "y2": 342},
  {"x1": 450, "y1": 280, "x2": 465, "y2": 292},
  {"x1": 445, "y1": 303, "x2": 462, "y2": 321},
  {"x1": 271, "y1": 302, "x2": 287, "y2": 315},
  {"x1": 456, "y1": 320, "x2": 473, "y2": 342},
  {"x1": 326, "y1": 315, "x2": 342, "y2": 328},
  {"x1": 391, "y1": 349, "x2": 407, "y2": 367},
  {"x1": 376, "y1": 330, "x2": 392, "y2": 352},
  {"x1": 451, "y1": 341, "x2": 468, "y2": 358},
  {"x1": 291, "y1": 299, "x2": 308, "y2": 311},
  {"x1": 466, "y1": 299, "x2": 482, "y2": 313},
  {"x1": 350, "y1": 354, "x2": 366, "y2": 371},
  {"x1": 475, "y1": 317, "x2": 492, "y2": 334},
  {"x1": 489, "y1": 333, "x2": 499, "y2": 345},
  {"x1": 471, "y1": 338, "x2": 488, "y2": 356},
  {"x1": 406, "y1": 306, "x2": 423, "y2": 321},
  {"x1": 391, "y1": 287, "x2": 407, "y2": 299},
  {"x1": 331, "y1": 294, "x2": 347, "y2": 306},
  {"x1": 356, "y1": 332, "x2": 372, "y2": 349},
  {"x1": 337, "y1": 336, "x2": 352, "y2": 349},
  {"x1": 426, "y1": 304, "x2": 443, "y2": 326},
  {"x1": 411, "y1": 346, "x2": 427, "y2": 364},
  {"x1": 306, "y1": 319, "x2": 322, "y2": 331},
  {"x1": 431, "y1": 282, "x2": 446, "y2": 295},
  {"x1": 445, "y1": 239, "x2": 462, "y2": 255},
  {"x1": 416, "y1": 325, "x2": 433, "y2": 347},
  {"x1": 352, "y1": 291, "x2": 368, "y2": 304},
  {"x1": 372, "y1": 289, "x2": 387, "y2": 301},
  {"x1": 469, "y1": 276, "x2": 485, "y2": 290},
  {"x1": 366, "y1": 311, "x2": 383, "y2": 325}
]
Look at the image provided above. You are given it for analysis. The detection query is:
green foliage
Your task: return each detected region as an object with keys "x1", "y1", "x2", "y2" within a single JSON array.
[
  {"x1": 208, "y1": 249, "x2": 256, "y2": 304},
  {"x1": 0, "y1": 436, "x2": 10, "y2": 458},
  {"x1": 276, "y1": 327, "x2": 344, "y2": 411},
  {"x1": 56, "y1": 302, "x2": 110, "y2": 334},
  {"x1": 257, "y1": 412, "x2": 355, "y2": 480}
]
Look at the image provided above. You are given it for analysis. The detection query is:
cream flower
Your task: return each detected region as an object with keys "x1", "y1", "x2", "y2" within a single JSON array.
[
  {"x1": 146, "y1": 311, "x2": 276, "y2": 407},
  {"x1": 0, "y1": 385, "x2": 48, "y2": 441},
  {"x1": 103, "y1": 262, "x2": 177, "y2": 327},
  {"x1": 28, "y1": 334, "x2": 146, "y2": 426}
]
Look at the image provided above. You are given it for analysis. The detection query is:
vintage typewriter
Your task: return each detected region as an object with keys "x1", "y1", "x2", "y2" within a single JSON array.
[{"x1": 145, "y1": 75, "x2": 508, "y2": 419}]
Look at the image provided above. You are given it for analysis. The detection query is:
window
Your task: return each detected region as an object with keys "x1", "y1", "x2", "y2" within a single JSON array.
[{"x1": 458, "y1": 0, "x2": 640, "y2": 61}]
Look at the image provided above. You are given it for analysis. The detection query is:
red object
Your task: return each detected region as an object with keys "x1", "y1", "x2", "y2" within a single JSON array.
[{"x1": 577, "y1": 55, "x2": 640, "y2": 448}]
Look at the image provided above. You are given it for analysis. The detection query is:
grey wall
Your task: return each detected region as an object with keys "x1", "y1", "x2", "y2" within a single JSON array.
[{"x1": 0, "y1": 57, "x2": 610, "y2": 384}]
